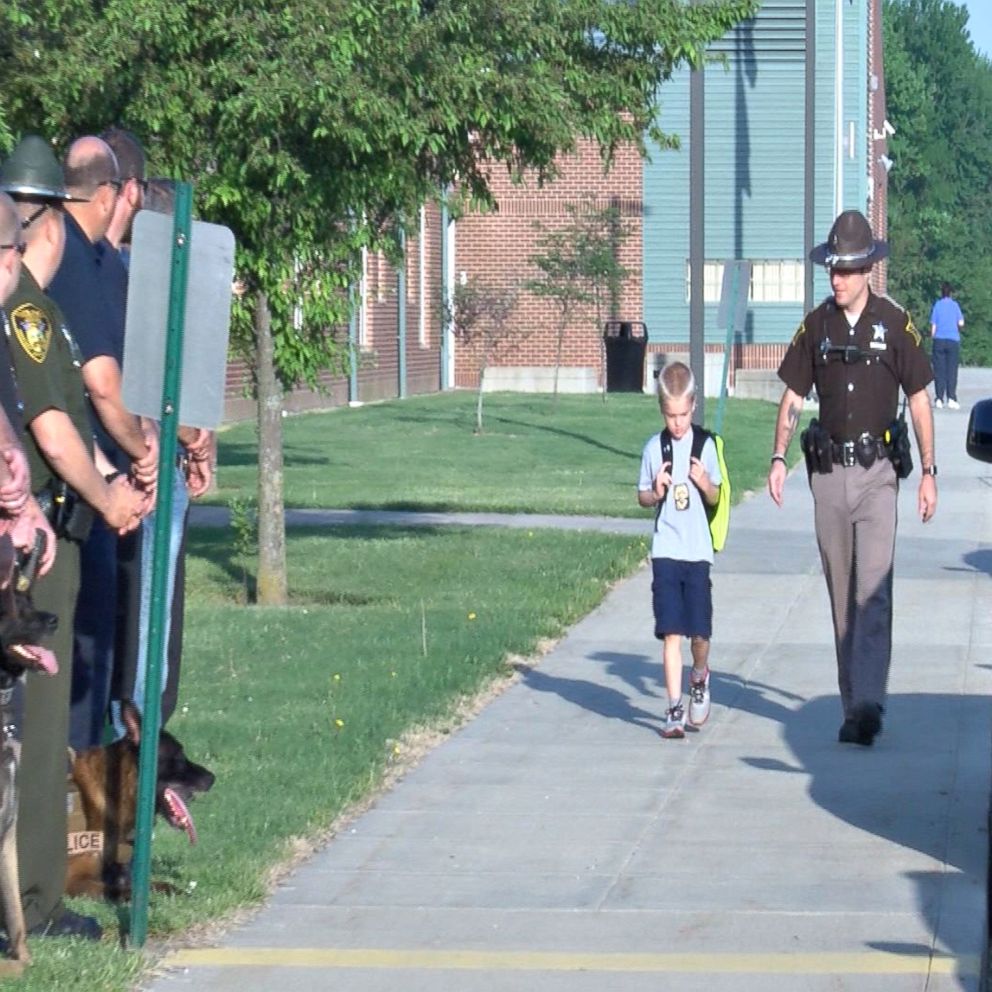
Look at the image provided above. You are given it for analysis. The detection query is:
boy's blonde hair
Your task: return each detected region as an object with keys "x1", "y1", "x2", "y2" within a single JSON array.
[{"x1": 657, "y1": 361, "x2": 696, "y2": 403}]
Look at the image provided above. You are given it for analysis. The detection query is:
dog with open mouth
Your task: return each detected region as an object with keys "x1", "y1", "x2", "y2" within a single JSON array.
[
  {"x1": 66, "y1": 700, "x2": 214, "y2": 901},
  {"x1": 0, "y1": 530, "x2": 58, "y2": 971}
]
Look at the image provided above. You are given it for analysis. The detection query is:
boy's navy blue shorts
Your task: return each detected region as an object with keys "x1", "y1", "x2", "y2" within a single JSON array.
[{"x1": 651, "y1": 557, "x2": 712, "y2": 640}]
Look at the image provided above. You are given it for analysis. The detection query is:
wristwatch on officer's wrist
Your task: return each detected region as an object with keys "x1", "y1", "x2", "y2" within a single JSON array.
[{"x1": 922, "y1": 464, "x2": 937, "y2": 477}]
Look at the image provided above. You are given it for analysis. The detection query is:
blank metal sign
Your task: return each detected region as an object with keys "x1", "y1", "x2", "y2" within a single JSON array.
[{"x1": 122, "y1": 210, "x2": 235, "y2": 429}]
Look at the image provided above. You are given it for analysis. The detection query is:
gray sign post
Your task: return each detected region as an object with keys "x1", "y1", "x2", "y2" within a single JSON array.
[{"x1": 714, "y1": 260, "x2": 752, "y2": 435}]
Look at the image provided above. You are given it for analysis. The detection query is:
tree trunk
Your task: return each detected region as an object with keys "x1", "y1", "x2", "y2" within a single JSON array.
[
  {"x1": 254, "y1": 291, "x2": 288, "y2": 606},
  {"x1": 553, "y1": 312, "x2": 567, "y2": 408},
  {"x1": 475, "y1": 359, "x2": 486, "y2": 434},
  {"x1": 596, "y1": 293, "x2": 607, "y2": 404}
]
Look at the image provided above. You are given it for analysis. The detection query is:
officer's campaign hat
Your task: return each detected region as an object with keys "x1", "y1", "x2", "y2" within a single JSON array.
[
  {"x1": 0, "y1": 135, "x2": 88, "y2": 202},
  {"x1": 809, "y1": 210, "x2": 888, "y2": 270}
]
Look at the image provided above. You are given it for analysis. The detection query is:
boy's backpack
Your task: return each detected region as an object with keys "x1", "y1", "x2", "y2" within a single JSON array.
[{"x1": 658, "y1": 426, "x2": 731, "y2": 552}]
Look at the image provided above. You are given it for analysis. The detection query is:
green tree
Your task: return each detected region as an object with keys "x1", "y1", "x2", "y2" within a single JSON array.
[
  {"x1": 1, "y1": 0, "x2": 758, "y2": 602},
  {"x1": 528, "y1": 201, "x2": 632, "y2": 402},
  {"x1": 884, "y1": 0, "x2": 992, "y2": 361},
  {"x1": 449, "y1": 280, "x2": 522, "y2": 434}
]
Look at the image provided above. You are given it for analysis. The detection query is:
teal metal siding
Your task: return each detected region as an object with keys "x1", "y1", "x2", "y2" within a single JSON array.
[
  {"x1": 644, "y1": 0, "x2": 872, "y2": 345},
  {"x1": 813, "y1": 0, "x2": 835, "y2": 304},
  {"x1": 644, "y1": 79, "x2": 691, "y2": 344},
  {"x1": 813, "y1": 0, "x2": 869, "y2": 303}
]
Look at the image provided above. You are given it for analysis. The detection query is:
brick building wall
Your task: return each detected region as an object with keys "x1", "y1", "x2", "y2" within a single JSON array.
[
  {"x1": 223, "y1": 203, "x2": 445, "y2": 422},
  {"x1": 453, "y1": 142, "x2": 644, "y2": 392}
]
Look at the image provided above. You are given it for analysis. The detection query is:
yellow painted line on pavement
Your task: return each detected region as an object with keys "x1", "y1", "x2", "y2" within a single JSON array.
[{"x1": 167, "y1": 948, "x2": 980, "y2": 975}]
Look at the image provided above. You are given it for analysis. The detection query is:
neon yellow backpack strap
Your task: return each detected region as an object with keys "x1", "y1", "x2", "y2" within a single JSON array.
[{"x1": 709, "y1": 432, "x2": 731, "y2": 552}]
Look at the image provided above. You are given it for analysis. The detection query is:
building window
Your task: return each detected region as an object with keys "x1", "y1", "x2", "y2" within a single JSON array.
[
  {"x1": 750, "y1": 260, "x2": 804, "y2": 303},
  {"x1": 686, "y1": 260, "x2": 804, "y2": 304}
]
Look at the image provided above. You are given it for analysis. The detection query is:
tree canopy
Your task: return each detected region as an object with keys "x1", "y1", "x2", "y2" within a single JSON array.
[
  {"x1": 884, "y1": 0, "x2": 992, "y2": 362},
  {"x1": 0, "y1": 0, "x2": 760, "y2": 602},
  {"x1": 1, "y1": 0, "x2": 758, "y2": 380}
]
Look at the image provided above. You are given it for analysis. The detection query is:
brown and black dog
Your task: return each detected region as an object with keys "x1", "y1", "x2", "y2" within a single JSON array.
[
  {"x1": 66, "y1": 701, "x2": 214, "y2": 901},
  {"x1": 0, "y1": 531, "x2": 58, "y2": 972}
]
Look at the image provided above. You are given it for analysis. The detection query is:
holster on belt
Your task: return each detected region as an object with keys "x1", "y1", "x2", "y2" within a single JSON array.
[
  {"x1": 883, "y1": 414, "x2": 914, "y2": 480},
  {"x1": 800, "y1": 418, "x2": 833, "y2": 476},
  {"x1": 36, "y1": 479, "x2": 95, "y2": 543}
]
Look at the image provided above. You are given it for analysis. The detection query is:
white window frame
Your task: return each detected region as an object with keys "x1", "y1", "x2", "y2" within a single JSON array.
[{"x1": 686, "y1": 259, "x2": 804, "y2": 304}]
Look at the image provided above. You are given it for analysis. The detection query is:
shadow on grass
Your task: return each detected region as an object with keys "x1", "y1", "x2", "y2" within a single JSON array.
[
  {"x1": 388, "y1": 408, "x2": 639, "y2": 461},
  {"x1": 187, "y1": 525, "x2": 462, "y2": 606},
  {"x1": 218, "y1": 440, "x2": 331, "y2": 469}
]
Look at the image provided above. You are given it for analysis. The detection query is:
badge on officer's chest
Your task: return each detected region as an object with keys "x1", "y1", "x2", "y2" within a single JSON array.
[
  {"x1": 870, "y1": 322, "x2": 888, "y2": 351},
  {"x1": 673, "y1": 483, "x2": 690, "y2": 511},
  {"x1": 10, "y1": 302, "x2": 52, "y2": 363}
]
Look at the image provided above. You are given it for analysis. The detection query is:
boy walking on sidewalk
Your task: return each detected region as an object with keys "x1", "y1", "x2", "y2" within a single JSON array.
[{"x1": 637, "y1": 362, "x2": 722, "y2": 739}]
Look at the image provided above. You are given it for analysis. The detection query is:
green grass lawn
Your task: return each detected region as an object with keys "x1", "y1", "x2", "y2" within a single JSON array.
[
  {"x1": 213, "y1": 391, "x2": 799, "y2": 515},
  {"x1": 14, "y1": 525, "x2": 646, "y2": 991}
]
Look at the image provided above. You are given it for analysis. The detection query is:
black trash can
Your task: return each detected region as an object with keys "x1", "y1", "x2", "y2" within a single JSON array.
[{"x1": 603, "y1": 320, "x2": 648, "y2": 392}]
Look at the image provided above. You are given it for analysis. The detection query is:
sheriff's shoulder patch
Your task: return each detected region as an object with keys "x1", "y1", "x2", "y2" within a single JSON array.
[
  {"x1": 791, "y1": 321, "x2": 807, "y2": 345},
  {"x1": 905, "y1": 315, "x2": 922, "y2": 346},
  {"x1": 10, "y1": 301, "x2": 52, "y2": 363}
]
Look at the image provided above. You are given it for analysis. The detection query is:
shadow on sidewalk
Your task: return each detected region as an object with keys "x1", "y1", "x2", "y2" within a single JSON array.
[
  {"x1": 521, "y1": 654, "x2": 986, "y2": 991},
  {"x1": 516, "y1": 662, "x2": 661, "y2": 734},
  {"x1": 754, "y1": 691, "x2": 989, "y2": 992}
]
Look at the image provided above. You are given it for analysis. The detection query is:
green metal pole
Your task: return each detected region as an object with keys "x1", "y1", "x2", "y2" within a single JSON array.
[
  {"x1": 347, "y1": 283, "x2": 358, "y2": 403},
  {"x1": 130, "y1": 181, "x2": 192, "y2": 947},
  {"x1": 397, "y1": 227, "x2": 407, "y2": 399},
  {"x1": 440, "y1": 199, "x2": 450, "y2": 390}
]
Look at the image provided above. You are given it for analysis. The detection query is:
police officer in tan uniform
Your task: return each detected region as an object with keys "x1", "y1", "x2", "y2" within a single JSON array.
[
  {"x1": 767, "y1": 210, "x2": 936, "y2": 746},
  {"x1": 0, "y1": 135, "x2": 144, "y2": 940}
]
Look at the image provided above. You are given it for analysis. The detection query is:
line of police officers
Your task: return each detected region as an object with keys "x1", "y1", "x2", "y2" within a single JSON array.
[{"x1": 0, "y1": 136, "x2": 148, "y2": 941}]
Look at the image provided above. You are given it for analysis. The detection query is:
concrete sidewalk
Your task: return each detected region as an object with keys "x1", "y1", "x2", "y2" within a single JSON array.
[{"x1": 151, "y1": 370, "x2": 992, "y2": 992}]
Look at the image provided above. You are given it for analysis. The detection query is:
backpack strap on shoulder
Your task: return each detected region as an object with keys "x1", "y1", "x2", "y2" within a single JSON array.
[
  {"x1": 691, "y1": 425, "x2": 712, "y2": 461},
  {"x1": 659, "y1": 428, "x2": 673, "y2": 466},
  {"x1": 655, "y1": 429, "x2": 673, "y2": 521}
]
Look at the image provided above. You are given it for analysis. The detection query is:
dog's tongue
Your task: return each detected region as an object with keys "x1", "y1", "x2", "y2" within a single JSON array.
[
  {"x1": 9, "y1": 644, "x2": 58, "y2": 675},
  {"x1": 164, "y1": 787, "x2": 197, "y2": 845}
]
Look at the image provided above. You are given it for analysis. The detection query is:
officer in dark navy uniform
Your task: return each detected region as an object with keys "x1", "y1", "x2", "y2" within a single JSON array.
[
  {"x1": 0, "y1": 135, "x2": 144, "y2": 941},
  {"x1": 767, "y1": 210, "x2": 936, "y2": 746}
]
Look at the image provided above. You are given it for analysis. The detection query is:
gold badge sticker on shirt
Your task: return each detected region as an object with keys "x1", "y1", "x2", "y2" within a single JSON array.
[
  {"x1": 673, "y1": 483, "x2": 690, "y2": 511},
  {"x1": 10, "y1": 302, "x2": 52, "y2": 364}
]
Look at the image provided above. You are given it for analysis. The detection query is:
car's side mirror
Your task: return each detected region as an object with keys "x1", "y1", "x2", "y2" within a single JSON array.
[{"x1": 966, "y1": 399, "x2": 992, "y2": 463}]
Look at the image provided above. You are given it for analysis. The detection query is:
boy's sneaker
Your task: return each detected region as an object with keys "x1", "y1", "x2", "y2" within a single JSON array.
[
  {"x1": 688, "y1": 668, "x2": 711, "y2": 727},
  {"x1": 661, "y1": 703, "x2": 685, "y2": 739},
  {"x1": 935, "y1": 399, "x2": 943, "y2": 409},
  {"x1": 948, "y1": 398, "x2": 960, "y2": 410}
]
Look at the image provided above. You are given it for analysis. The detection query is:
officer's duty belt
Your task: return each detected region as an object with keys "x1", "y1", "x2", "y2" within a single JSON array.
[{"x1": 831, "y1": 433, "x2": 888, "y2": 468}]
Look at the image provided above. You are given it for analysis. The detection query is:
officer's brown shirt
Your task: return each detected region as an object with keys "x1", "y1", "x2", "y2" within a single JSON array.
[{"x1": 778, "y1": 291, "x2": 933, "y2": 441}]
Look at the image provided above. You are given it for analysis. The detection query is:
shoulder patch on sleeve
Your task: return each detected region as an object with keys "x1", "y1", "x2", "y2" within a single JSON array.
[
  {"x1": 10, "y1": 302, "x2": 52, "y2": 364},
  {"x1": 904, "y1": 313, "x2": 922, "y2": 347},
  {"x1": 790, "y1": 321, "x2": 807, "y2": 345},
  {"x1": 878, "y1": 294, "x2": 922, "y2": 346}
]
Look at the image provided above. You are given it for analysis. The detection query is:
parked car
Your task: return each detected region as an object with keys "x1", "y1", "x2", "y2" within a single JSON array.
[{"x1": 966, "y1": 400, "x2": 992, "y2": 461}]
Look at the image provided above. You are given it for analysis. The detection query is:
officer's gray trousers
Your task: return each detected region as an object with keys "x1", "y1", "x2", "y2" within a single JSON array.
[
  {"x1": 810, "y1": 459, "x2": 897, "y2": 716},
  {"x1": 18, "y1": 537, "x2": 79, "y2": 930}
]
